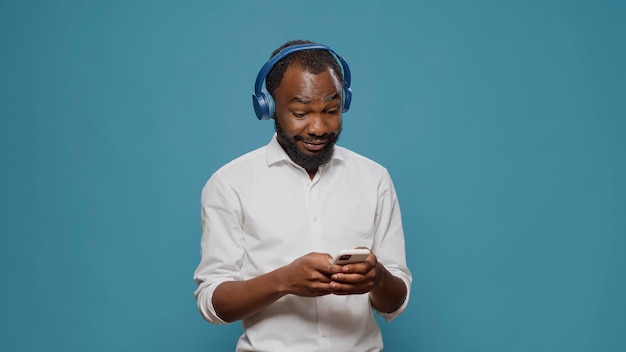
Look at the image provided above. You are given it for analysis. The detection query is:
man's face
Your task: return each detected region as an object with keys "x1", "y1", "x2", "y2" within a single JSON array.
[{"x1": 273, "y1": 66, "x2": 343, "y2": 172}]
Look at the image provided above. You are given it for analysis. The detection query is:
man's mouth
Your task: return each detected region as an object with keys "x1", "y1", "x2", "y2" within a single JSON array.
[{"x1": 300, "y1": 139, "x2": 329, "y2": 152}]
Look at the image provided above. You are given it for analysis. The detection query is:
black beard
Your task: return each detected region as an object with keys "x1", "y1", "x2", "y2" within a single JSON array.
[{"x1": 275, "y1": 119, "x2": 341, "y2": 173}]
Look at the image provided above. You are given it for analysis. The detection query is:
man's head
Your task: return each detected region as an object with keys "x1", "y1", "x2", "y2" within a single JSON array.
[
  {"x1": 265, "y1": 40, "x2": 345, "y2": 101},
  {"x1": 266, "y1": 40, "x2": 346, "y2": 174}
]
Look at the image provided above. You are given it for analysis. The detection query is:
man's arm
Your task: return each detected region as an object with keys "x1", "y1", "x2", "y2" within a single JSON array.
[
  {"x1": 368, "y1": 262, "x2": 408, "y2": 313},
  {"x1": 212, "y1": 252, "x2": 341, "y2": 323}
]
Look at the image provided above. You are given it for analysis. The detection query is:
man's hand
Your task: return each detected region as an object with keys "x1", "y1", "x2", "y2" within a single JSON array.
[
  {"x1": 213, "y1": 252, "x2": 340, "y2": 322},
  {"x1": 328, "y1": 251, "x2": 380, "y2": 295},
  {"x1": 212, "y1": 250, "x2": 406, "y2": 322},
  {"x1": 279, "y1": 252, "x2": 342, "y2": 297},
  {"x1": 328, "y1": 249, "x2": 407, "y2": 313}
]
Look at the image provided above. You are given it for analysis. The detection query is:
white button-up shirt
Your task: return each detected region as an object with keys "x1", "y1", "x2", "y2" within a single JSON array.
[{"x1": 194, "y1": 135, "x2": 411, "y2": 352}]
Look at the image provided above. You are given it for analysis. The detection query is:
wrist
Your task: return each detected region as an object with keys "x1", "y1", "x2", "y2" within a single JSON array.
[
  {"x1": 373, "y1": 262, "x2": 384, "y2": 288},
  {"x1": 272, "y1": 266, "x2": 291, "y2": 295}
]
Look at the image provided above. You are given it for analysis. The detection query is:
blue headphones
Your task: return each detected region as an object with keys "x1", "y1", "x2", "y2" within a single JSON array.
[{"x1": 252, "y1": 43, "x2": 352, "y2": 120}]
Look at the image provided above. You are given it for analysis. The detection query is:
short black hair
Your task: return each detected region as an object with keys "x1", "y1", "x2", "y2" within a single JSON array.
[{"x1": 265, "y1": 39, "x2": 344, "y2": 97}]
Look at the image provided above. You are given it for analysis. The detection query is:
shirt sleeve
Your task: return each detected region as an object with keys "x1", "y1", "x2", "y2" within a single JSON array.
[
  {"x1": 193, "y1": 171, "x2": 244, "y2": 324},
  {"x1": 371, "y1": 170, "x2": 412, "y2": 321}
]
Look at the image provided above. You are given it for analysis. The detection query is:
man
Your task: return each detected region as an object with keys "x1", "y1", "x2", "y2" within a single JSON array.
[{"x1": 194, "y1": 40, "x2": 411, "y2": 351}]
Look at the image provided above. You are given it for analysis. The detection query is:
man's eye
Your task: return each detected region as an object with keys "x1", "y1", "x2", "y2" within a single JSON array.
[{"x1": 293, "y1": 112, "x2": 307, "y2": 118}]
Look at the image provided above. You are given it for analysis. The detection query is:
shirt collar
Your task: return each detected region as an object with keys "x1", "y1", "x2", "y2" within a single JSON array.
[{"x1": 266, "y1": 133, "x2": 345, "y2": 167}]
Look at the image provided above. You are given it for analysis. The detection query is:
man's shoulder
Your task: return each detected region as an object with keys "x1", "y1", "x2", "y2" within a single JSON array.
[
  {"x1": 335, "y1": 145, "x2": 388, "y2": 172},
  {"x1": 334, "y1": 145, "x2": 393, "y2": 184},
  {"x1": 213, "y1": 145, "x2": 268, "y2": 177}
]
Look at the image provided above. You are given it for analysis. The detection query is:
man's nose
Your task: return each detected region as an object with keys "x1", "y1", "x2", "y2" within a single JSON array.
[{"x1": 306, "y1": 114, "x2": 328, "y2": 136}]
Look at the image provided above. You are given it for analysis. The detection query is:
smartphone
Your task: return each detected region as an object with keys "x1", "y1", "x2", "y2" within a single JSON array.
[{"x1": 330, "y1": 249, "x2": 370, "y2": 264}]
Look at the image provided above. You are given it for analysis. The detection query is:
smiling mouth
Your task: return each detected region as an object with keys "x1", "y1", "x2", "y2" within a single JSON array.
[{"x1": 301, "y1": 140, "x2": 328, "y2": 152}]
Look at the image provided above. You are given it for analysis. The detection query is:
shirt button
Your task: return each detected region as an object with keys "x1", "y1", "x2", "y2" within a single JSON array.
[
  {"x1": 321, "y1": 331, "x2": 328, "y2": 337},
  {"x1": 313, "y1": 216, "x2": 318, "y2": 221}
]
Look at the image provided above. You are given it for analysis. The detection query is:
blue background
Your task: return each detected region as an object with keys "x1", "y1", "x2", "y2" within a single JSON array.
[{"x1": 1, "y1": 1, "x2": 624, "y2": 351}]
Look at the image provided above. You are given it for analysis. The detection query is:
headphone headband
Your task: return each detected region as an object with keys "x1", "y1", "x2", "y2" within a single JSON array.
[{"x1": 252, "y1": 43, "x2": 352, "y2": 120}]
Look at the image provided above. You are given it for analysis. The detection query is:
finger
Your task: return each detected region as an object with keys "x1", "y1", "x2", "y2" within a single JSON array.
[
  {"x1": 341, "y1": 262, "x2": 374, "y2": 275},
  {"x1": 319, "y1": 263, "x2": 343, "y2": 276},
  {"x1": 318, "y1": 273, "x2": 333, "y2": 283},
  {"x1": 329, "y1": 281, "x2": 370, "y2": 295},
  {"x1": 331, "y1": 272, "x2": 368, "y2": 284}
]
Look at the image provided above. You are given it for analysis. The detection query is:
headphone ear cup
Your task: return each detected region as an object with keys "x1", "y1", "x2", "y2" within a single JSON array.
[
  {"x1": 253, "y1": 91, "x2": 274, "y2": 120},
  {"x1": 266, "y1": 93, "x2": 275, "y2": 119},
  {"x1": 342, "y1": 87, "x2": 352, "y2": 112}
]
